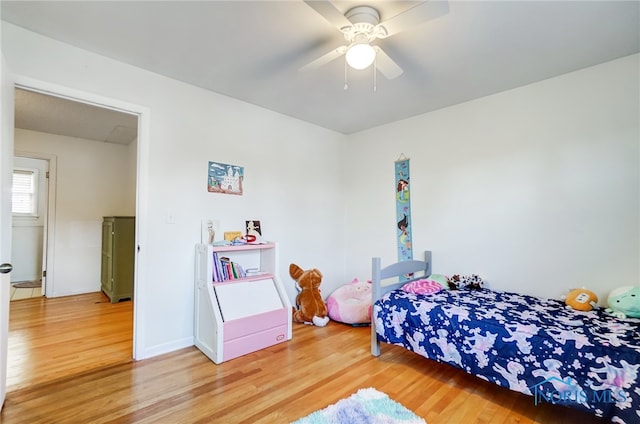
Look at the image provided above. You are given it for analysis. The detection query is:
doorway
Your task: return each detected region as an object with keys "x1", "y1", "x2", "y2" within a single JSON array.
[
  {"x1": 8, "y1": 85, "x2": 141, "y2": 390},
  {"x1": 10, "y1": 156, "x2": 49, "y2": 301},
  {"x1": 13, "y1": 87, "x2": 139, "y2": 298}
]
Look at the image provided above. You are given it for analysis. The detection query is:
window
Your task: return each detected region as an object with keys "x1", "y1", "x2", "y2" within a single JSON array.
[{"x1": 12, "y1": 168, "x2": 38, "y2": 216}]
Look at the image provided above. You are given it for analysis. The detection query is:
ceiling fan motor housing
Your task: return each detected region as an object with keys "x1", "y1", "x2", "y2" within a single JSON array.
[
  {"x1": 345, "y1": 6, "x2": 380, "y2": 26},
  {"x1": 342, "y1": 6, "x2": 386, "y2": 43}
]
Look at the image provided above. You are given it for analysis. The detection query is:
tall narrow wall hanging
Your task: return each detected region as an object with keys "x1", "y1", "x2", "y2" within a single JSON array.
[
  {"x1": 208, "y1": 161, "x2": 244, "y2": 195},
  {"x1": 395, "y1": 154, "x2": 413, "y2": 271}
]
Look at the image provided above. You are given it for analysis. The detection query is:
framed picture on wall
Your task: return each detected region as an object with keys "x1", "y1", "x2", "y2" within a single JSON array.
[{"x1": 208, "y1": 161, "x2": 244, "y2": 195}]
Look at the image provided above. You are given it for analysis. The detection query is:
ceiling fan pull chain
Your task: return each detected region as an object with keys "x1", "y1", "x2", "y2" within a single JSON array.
[
  {"x1": 344, "y1": 59, "x2": 349, "y2": 90},
  {"x1": 373, "y1": 57, "x2": 377, "y2": 92}
]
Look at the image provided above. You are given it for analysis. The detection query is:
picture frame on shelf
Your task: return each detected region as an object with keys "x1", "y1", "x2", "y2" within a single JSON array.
[
  {"x1": 201, "y1": 219, "x2": 220, "y2": 244},
  {"x1": 246, "y1": 220, "x2": 263, "y2": 243}
]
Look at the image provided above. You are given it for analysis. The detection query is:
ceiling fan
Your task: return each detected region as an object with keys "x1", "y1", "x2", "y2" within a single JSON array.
[{"x1": 300, "y1": 0, "x2": 449, "y2": 80}]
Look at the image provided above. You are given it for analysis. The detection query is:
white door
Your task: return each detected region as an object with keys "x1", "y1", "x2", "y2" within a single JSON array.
[
  {"x1": 12, "y1": 157, "x2": 48, "y2": 294},
  {"x1": 0, "y1": 55, "x2": 15, "y2": 407}
]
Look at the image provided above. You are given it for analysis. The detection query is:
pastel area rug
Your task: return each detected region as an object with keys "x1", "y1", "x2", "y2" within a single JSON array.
[{"x1": 291, "y1": 388, "x2": 426, "y2": 424}]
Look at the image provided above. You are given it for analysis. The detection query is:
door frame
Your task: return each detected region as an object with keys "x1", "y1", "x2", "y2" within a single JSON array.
[
  {"x1": 13, "y1": 152, "x2": 56, "y2": 297},
  {"x1": 1, "y1": 52, "x2": 15, "y2": 411},
  {"x1": 13, "y1": 76, "x2": 150, "y2": 360}
]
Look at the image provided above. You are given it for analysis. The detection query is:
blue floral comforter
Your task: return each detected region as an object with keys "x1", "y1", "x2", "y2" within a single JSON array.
[{"x1": 374, "y1": 288, "x2": 640, "y2": 423}]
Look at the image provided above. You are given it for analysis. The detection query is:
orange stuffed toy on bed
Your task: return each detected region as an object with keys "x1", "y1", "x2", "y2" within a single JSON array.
[
  {"x1": 564, "y1": 288, "x2": 598, "y2": 311},
  {"x1": 290, "y1": 263, "x2": 330, "y2": 327}
]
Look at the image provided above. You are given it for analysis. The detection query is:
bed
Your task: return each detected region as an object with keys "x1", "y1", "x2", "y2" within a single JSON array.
[{"x1": 370, "y1": 252, "x2": 640, "y2": 423}]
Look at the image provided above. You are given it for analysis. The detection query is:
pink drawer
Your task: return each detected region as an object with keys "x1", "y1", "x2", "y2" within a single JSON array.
[
  {"x1": 223, "y1": 323, "x2": 289, "y2": 361},
  {"x1": 223, "y1": 308, "x2": 287, "y2": 341}
]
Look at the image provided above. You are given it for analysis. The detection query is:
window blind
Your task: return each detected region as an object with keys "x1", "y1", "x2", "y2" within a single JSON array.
[{"x1": 12, "y1": 169, "x2": 36, "y2": 214}]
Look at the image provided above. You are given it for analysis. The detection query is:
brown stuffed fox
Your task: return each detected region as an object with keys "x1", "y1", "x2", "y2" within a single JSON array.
[{"x1": 290, "y1": 263, "x2": 329, "y2": 327}]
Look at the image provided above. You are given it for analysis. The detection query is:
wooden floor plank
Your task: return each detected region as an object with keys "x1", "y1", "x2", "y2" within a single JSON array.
[
  {"x1": 6, "y1": 292, "x2": 133, "y2": 392},
  {"x1": 1, "y1": 293, "x2": 608, "y2": 423}
]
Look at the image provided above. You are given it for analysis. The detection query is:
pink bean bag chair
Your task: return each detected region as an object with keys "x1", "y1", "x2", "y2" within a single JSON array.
[{"x1": 326, "y1": 278, "x2": 372, "y2": 325}]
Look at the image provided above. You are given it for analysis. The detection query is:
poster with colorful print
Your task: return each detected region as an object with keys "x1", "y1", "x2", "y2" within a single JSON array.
[
  {"x1": 208, "y1": 161, "x2": 244, "y2": 195},
  {"x1": 395, "y1": 157, "x2": 412, "y2": 267}
]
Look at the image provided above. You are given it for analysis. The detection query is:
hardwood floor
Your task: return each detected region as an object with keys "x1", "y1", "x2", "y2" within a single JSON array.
[
  {"x1": 1, "y1": 293, "x2": 606, "y2": 423},
  {"x1": 5, "y1": 292, "x2": 132, "y2": 393}
]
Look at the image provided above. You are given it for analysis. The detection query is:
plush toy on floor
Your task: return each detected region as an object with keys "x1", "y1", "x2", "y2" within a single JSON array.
[
  {"x1": 290, "y1": 263, "x2": 330, "y2": 327},
  {"x1": 326, "y1": 278, "x2": 372, "y2": 325},
  {"x1": 605, "y1": 286, "x2": 640, "y2": 319}
]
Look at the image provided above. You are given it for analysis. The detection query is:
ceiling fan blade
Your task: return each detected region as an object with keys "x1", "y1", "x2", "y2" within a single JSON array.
[
  {"x1": 303, "y1": 0, "x2": 352, "y2": 30},
  {"x1": 374, "y1": 47, "x2": 404, "y2": 80},
  {"x1": 378, "y1": 1, "x2": 449, "y2": 38},
  {"x1": 299, "y1": 46, "x2": 347, "y2": 72}
]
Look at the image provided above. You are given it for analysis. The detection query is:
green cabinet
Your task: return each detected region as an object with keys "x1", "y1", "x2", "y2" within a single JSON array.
[{"x1": 101, "y1": 216, "x2": 135, "y2": 303}]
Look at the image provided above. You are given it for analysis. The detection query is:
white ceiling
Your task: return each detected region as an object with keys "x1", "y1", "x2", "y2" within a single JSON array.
[
  {"x1": 15, "y1": 88, "x2": 139, "y2": 144},
  {"x1": 3, "y1": 1, "x2": 639, "y2": 136}
]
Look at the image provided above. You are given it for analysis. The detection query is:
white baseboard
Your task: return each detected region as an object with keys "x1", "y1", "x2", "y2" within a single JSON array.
[{"x1": 134, "y1": 336, "x2": 194, "y2": 360}]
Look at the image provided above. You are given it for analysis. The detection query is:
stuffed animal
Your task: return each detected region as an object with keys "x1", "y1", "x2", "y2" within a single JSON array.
[
  {"x1": 447, "y1": 274, "x2": 484, "y2": 290},
  {"x1": 290, "y1": 263, "x2": 329, "y2": 327},
  {"x1": 427, "y1": 274, "x2": 448, "y2": 287},
  {"x1": 326, "y1": 278, "x2": 372, "y2": 325},
  {"x1": 605, "y1": 286, "x2": 640, "y2": 319},
  {"x1": 563, "y1": 288, "x2": 598, "y2": 311}
]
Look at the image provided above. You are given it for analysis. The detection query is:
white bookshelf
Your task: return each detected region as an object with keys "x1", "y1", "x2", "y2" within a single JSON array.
[{"x1": 194, "y1": 243, "x2": 292, "y2": 364}]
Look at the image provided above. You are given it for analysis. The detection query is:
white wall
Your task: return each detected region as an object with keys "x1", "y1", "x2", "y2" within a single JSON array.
[
  {"x1": 2, "y1": 23, "x2": 347, "y2": 358},
  {"x1": 346, "y1": 54, "x2": 640, "y2": 304},
  {"x1": 125, "y1": 137, "x2": 138, "y2": 209},
  {"x1": 14, "y1": 129, "x2": 135, "y2": 296},
  {"x1": 5, "y1": 21, "x2": 636, "y2": 360}
]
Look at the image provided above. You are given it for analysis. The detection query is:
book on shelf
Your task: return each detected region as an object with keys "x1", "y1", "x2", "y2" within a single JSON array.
[
  {"x1": 212, "y1": 252, "x2": 222, "y2": 282},
  {"x1": 211, "y1": 252, "x2": 246, "y2": 282},
  {"x1": 245, "y1": 268, "x2": 268, "y2": 276}
]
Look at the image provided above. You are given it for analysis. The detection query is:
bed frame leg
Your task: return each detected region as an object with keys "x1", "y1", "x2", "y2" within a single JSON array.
[
  {"x1": 371, "y1": 341, "x2": 381, "y2": 357},
  {"x1": 371, "y1": 321, "x2": 381, "y2": 356}
]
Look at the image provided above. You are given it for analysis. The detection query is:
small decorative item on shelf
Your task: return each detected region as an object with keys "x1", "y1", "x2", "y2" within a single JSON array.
[
  {"x1": 201, "y1": 219, "x2": 220, "y2": 244},
  {"x1": 246, "y1": 220, "x2": 262, "y2": 243},
  {"x1": 224, "y1": 231, "x2": 243, "y2": 242}
]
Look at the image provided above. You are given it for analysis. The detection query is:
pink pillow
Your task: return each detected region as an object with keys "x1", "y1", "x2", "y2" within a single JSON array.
[{"x1": 402, "y1": 279, "x2": 443, "y2": 295}]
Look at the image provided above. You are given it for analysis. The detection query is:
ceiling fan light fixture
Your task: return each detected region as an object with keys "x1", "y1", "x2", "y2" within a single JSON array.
[{"x1": 345, "y1": 42, "x2": 376, "y2": 70}]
